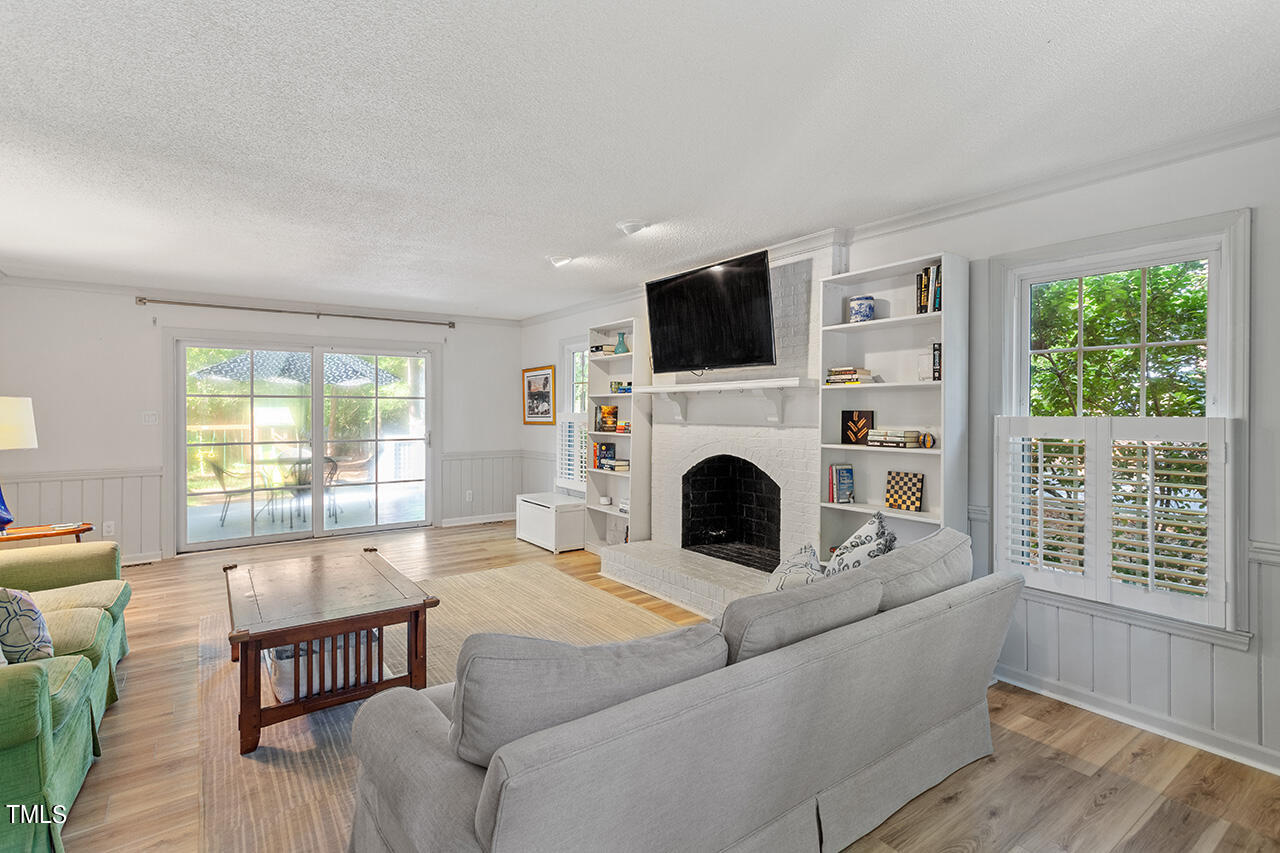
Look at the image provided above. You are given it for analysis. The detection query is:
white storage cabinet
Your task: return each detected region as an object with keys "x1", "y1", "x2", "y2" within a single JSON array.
[{"x1": 515, "y1": 492, "x2": 585, "y2": 554}]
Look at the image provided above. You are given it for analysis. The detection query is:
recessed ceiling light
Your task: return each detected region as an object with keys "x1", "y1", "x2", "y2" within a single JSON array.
[
  {"x1": 547, "y1": 255, "x2": 574, "y2": 267},
  {"x1": 616, "y1": 220, "x2": 650, "y2": 236}
]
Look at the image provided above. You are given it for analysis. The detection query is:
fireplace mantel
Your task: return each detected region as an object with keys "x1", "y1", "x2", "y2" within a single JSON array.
[{"x1": 632, "y1": 377, "x2": 816, "y2": 424}]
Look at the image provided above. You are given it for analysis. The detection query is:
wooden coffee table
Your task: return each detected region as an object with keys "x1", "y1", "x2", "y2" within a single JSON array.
[{"x1": 223, "y1": 546, "x2": 438, "y2": 754}]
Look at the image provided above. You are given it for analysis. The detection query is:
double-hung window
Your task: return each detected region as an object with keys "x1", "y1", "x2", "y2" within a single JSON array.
[
  {"x1": 994, "y1": 212, "x2": 1249, "y2": 630},
  {"x1": 555, "y1": 343, "x2": 590, "y2": 492}
]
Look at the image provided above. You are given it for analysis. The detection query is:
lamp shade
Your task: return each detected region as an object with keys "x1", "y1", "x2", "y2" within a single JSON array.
[{"x1": 0, "y1": 397, "x2": 38, "y2": 450}]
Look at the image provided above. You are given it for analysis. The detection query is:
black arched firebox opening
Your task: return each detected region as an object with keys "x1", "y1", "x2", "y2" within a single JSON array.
[{"x1": 681, "y1": 454, "x2": 780, "y2": 572}]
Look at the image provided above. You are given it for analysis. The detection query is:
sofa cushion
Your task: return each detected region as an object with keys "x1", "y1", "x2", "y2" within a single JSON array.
[
  {"x1": 449, "y1": 624, "x2": 727, "y2": 767},
  {"x1": 863, "y1": 527, "x2": 973, "y2": 610},
  {"x1": 38, "y1": 654, "x2": 95, "y2": 734},
  {"x1": 43, "y1": 607, "x2": 113, "y2": 669},
  {"x1": 0, "y1": 588, "x2": 54, "y2": 663},
  {"x1": 827, "y1": 512, "x2": 897, "y2": 577},
  {"x1": 720, "y1": 569, "x2": 883, "y2": 664},
  {"x1": 767, "y1": 544, "x2": 824, "y2": 591},
  {"x1": 31, "y1": 579, "x2": 131, "y2": 623},
  {"x1": 423, "y1": 682, "x2": 455, "y2": 720}
]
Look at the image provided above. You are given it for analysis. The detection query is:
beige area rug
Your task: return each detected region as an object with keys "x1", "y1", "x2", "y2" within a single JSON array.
[{"x1": 198, "y1": 561, "x2": 676, "y2": 853}]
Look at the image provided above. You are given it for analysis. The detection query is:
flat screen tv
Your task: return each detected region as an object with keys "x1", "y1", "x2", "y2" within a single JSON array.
[{"x1": 646, "y1": 250, "x2": 775, "y2": 373}]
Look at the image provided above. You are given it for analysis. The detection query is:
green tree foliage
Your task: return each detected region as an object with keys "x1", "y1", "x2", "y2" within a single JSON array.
[{"x1": 1028, "y1": 260, "x2": 1207, "y2": 417}]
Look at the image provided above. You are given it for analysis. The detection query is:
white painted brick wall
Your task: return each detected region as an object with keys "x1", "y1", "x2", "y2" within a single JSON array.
[{"x1": 652, "y1": 422, "x2": 820, "y2": 556}]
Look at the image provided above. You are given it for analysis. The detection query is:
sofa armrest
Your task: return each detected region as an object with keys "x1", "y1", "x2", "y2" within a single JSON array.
[
  {"x1": 351, "y1": 687, "x2": 486, "y2": 853},
  {"x1": 0, "y1": 542, "x2": 121, "y2": 592},
  {"x1": 0, "y1": 663, "x2": 51, "y2": 752}
]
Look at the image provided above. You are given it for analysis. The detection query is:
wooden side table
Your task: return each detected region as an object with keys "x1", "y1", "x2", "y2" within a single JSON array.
[{"x1": 0, "y1": 522, "x2": 94, "y2": 543}]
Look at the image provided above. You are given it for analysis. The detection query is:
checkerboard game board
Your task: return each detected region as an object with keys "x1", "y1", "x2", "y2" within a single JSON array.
[{"x1": 884, "y1": 471, "x2": 924, "y2": 512}]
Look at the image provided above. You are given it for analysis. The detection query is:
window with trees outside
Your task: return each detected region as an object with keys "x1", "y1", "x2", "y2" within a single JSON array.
[
  {"x1": 570, "y1": 348, "x2": 589, "y2": 415},
  {"x1": 994, "y1": 215, "x2": 1248, "y2": 631}
]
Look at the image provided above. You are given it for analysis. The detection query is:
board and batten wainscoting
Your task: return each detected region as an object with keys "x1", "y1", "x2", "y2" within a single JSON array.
[
  {"x1": 521, "y1": 450, "x2": 557, "y2": 499},
  {"x1": 994, "y1": 532, "x2": 1280, "y2": 775},
  {"x1": 440, "y1": 450, "x2": 527, "y2": 526},
  {"x1": 0, "y1": 468, "x2": 164, "y2": 564}
]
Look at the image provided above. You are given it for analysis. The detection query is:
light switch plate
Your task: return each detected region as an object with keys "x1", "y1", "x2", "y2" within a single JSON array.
[{"x1": 141, "y1": 411, "x2": 159, "y2": 425}]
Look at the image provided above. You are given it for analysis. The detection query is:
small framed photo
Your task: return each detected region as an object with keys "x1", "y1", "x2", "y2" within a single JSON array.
[{"x1": 522, "y1": 365, "x2": 556, "y2": 425}]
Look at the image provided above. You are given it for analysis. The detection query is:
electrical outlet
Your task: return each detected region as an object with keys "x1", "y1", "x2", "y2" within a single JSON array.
[
  {"x1": 465, "y1": 490, "x2": 473, "y2": 502},
  {"x1": 103, "y1": 521, "x2": 116, "y2": 536}
]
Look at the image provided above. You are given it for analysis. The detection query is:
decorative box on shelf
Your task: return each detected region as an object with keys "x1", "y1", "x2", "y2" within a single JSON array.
[{"x1": 515, "y1": 492, "x2": 585, "y2": 554}]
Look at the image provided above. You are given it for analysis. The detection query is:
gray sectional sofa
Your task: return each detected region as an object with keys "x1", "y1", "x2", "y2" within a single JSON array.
[{"x1": 349, "y1": 529, "x2": 1023, "y2": 853}]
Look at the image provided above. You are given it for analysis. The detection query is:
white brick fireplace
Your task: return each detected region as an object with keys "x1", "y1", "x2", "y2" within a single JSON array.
[
  {"x1": 652, "y1": 423, "x2": 819, "y2": 557},
  {"x1": 600, "y1": 239, "x2": 841, "y2": 617}
]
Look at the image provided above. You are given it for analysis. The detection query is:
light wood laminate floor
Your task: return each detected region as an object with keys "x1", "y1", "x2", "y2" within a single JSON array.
[{"x1": 49, "y1": 522, "x2": 1280, "y2": 852}]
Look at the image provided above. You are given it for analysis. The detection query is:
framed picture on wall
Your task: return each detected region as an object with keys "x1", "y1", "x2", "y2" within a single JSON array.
[{"x1": 522, "y1": 365, "x2": 556, "y2": 425}]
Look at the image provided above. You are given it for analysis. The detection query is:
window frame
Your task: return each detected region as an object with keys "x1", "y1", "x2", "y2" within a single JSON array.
[
  {"x1": 1010, "y1": 241, "x2": 1227, "y2": 419},
  {"x1": 995, "y1": 209, "x2": 1251, "y2": 632},
  {"x1": 559, "y1": 336, "x2": 589, "y2": 417}
]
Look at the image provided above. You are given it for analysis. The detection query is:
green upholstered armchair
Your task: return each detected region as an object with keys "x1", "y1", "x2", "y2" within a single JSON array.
[{"x1": 0, "y1": 542, "x2": 132, "y2": 853}]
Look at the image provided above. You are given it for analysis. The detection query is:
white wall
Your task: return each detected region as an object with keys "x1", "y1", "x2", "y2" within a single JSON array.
[
  {"x1": 0, "y1": 280, "x2": 524, "y2": 557},
  {"x1": 844, "y1": 134, "x2": 1280, "y2": 772}
]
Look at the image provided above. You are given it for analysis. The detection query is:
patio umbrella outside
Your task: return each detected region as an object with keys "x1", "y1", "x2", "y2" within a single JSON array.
[{"x1": 190, "y1": 351, "x2": 400, "y2": 389}]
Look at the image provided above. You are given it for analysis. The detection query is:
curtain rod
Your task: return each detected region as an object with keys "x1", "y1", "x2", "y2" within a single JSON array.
[{"x1": 134, "y1": 296, "x2": 456, "y2": 328}]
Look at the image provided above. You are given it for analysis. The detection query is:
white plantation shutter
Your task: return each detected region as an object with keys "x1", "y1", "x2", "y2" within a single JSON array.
[
  {"x1": 555, "y1": 416, "x2": 589, "y2": 491},
  {"x1": 1100, "y1": 418, "x2": 1228, "y2": 626},
  {"x1": 997, "y1": 418, "x2": 1091, "y2": 597},
  {"x1": 995, "y1": 417, "x2": 1233, "y2": 628}
]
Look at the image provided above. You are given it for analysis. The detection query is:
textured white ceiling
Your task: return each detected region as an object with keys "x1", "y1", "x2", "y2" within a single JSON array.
[{"x1": 2, "y1": 1, "x2": 1278, "y2": 320}]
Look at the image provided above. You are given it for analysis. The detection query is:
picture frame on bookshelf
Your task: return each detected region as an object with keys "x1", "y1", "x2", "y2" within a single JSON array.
[
  {"x1": 842, "y1": 410, "x2": 873, "y2": 445},
  {"x1": 522, "y1": 365, "x2": 556, "y2": 425}
]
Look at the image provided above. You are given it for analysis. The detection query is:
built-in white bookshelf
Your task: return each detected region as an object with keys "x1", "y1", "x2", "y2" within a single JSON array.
[
  {"x1": 584, "y1": 318, "x2": 652, "y2": 553},
  {"x1": 817, "y1": 253, "x2": 969, "y2": 559}
]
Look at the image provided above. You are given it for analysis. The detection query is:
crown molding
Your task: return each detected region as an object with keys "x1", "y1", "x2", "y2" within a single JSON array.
[
  {"x1": 0, "y1": 273, "x2": 520, "y2": 328},
  {"x1": 519, "y1": 284, "x2": 645, "y2": 328},
  {"x1": 851, "y1": 110, "x2": 1280, "y2": 242},
  {"x1": 767, "y1": 228, "x2": 849, "y2": 261},
  {"x1": 519, "y1": 228, "x2": 849, "y2": 327}
]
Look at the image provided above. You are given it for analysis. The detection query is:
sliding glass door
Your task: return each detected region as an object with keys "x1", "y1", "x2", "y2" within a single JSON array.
[
  {"x1": 322, "y1": 354, "x2": 427, "y2": 531},
  {"x1": 181, "y1": 343, "x2": 430, "y2": 550}
]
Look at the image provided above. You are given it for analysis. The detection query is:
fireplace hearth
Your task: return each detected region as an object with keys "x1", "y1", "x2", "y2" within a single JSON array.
[{"x1": 681, "y1": 454, "x2": 781, "y2": 572}]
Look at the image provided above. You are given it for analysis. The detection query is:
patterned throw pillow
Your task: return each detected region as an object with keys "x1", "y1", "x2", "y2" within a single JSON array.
[
  {"x1": 0, "y1": 588, "x2": 54, "y2": 663},
  {"x1": 826, "y1": 513, "x2": 897, "y2": 577},
  {"x1": 768, "y1": 544, "x2": 825, "y2": 591}
]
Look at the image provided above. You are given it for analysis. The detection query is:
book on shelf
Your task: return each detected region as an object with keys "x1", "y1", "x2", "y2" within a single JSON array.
[
  {"x1": 595, "y1": 404, "x2": 618, "y2": 431},
  {"x1": 867, "y1": 428, "x2": 922, "y2": 448},
  {"x1": 932, "y1": 342, "x2": 942, "y2": 380},
  {"x1": 825, "y1": 366, "x2": 872, "y2": 385},
  {"x1": 828, "y1": 463, "x2": 855, "y2": 503},
  {"x1": 915, "y1": 264, "x2": 942, "y2": 313}
]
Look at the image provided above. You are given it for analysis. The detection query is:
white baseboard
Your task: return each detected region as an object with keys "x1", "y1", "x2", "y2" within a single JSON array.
[
  {"x1": 441, "y1": 513, "x2": 516, "y2": 528},
  {"x1": 995, "y1": 665, "x2": 1280, "y2": 777},
  {"x1": 122, "y1": 551, "x2": 163, "y2": 566}
]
